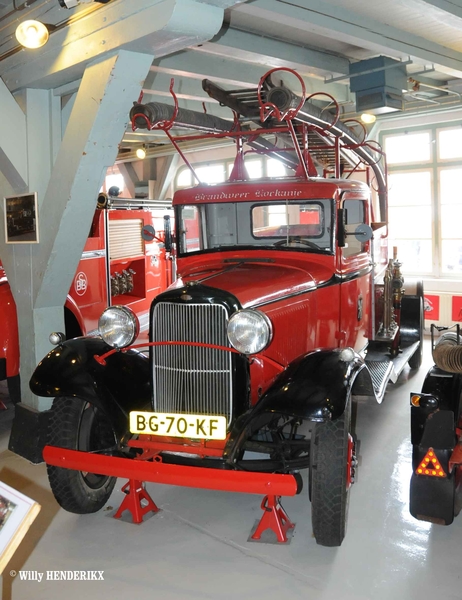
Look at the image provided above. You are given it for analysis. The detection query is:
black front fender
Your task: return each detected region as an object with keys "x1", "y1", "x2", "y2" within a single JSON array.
[
  {"x1": 224, "y1": 348, "x2": 366, "y2": 461},
  {"x1": 30, "y1": 337, "x2": 151, "y2": 439},
  {"x1": 256, "y1": 348, "x2": 365, "y2": 421}
]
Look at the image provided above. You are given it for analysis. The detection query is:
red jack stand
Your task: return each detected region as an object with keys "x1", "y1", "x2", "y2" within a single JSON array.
[
  {"x1": 114, "y1": 479, "x2": 159, "y2": 524},
  {"x1": 251, "y1": 495, "x2": 295, "y2": 543}
]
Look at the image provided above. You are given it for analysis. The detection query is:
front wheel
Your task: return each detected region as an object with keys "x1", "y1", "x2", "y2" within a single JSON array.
[
  {"x1": 310, "y1": 399, "x2": 354, "y2": 546},
  {"x1": 46, "y1": 397, "x2": 117, "y2": 514}
]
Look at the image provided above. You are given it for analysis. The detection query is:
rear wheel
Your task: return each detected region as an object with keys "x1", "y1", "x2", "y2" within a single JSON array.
[
  {"x1": 47, "y1": 397, "x2": 117, "y2": 514},
  {"x1": 310, "y1": 399, "x2": 354, "y2": 546}
]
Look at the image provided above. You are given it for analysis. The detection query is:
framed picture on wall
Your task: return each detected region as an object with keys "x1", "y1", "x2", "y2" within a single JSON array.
[
  {"x1": 4, "y1": 192, "x2": 39, "y2": 244},
  {"x1": 0, "y1": 481, "x2": 40, "y2": 574}
]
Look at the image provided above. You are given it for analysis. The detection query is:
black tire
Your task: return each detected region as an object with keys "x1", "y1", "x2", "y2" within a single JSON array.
[
  {"x1": 310, "y1": 399, "x2": 352, "y2": 547},
  {"x1": 47, "y1": 396, "x2": 117, "y2": 514},
  {"x1": 408, "y1": 295, "x2": 424, "y2": 370}
]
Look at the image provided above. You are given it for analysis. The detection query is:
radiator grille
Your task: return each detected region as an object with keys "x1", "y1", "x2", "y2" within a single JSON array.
[
  {"x1": 152, "y1": 302, "x2": 233, "y2": 423},
  {"x1": 108, "y1": 219, "x2": 143, "y2": 259}
]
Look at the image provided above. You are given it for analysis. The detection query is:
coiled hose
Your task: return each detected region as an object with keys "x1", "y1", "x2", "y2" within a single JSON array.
[{"x1": 433, "y1": 332, "x2": 462, "y2": 373}]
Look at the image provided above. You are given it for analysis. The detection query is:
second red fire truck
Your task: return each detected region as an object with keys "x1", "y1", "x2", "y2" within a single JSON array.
[{"x1": 0, "y1": 192, "x2": 173, "y2": 403}]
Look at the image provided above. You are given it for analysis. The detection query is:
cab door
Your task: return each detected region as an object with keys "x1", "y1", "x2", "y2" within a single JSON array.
[{"x1": 338, "y1": 196, "x2": 372, "y2": 353}]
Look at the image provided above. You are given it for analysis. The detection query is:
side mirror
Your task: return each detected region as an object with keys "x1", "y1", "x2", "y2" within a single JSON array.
[{"x1": 353, "y1": 223, "x2": 373, "y2": 242}]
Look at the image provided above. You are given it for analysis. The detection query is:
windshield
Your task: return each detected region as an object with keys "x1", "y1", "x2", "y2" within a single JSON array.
[{"x1": 177, "y1": 199, "x2": 333, "y2": 255}]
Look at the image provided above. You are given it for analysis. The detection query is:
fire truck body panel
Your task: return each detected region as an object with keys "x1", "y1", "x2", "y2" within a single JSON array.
[{"x1": 0, "y1": 266, "x2": 20, "y2": 380}]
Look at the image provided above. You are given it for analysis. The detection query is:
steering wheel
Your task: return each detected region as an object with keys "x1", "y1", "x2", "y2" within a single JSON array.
[{"x1": 273, "y1": 237, "x2": 322, "y2": 250}]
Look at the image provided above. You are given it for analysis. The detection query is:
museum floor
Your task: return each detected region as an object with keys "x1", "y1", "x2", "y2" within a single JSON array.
[{"x1": 0, "y1": 340, "x2": 461, "y2": 600}]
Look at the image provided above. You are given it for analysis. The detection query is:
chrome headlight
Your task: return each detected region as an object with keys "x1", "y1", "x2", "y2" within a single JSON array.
[
  {"x1": 227, "y1": 309, "x2": 272, "y2": 355},
  {"x1": 98, "y1": 306, "x2": 139, "y2": 349}
]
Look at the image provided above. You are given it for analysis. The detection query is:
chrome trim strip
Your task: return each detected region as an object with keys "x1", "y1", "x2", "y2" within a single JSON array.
[
  {"x1": 86, "y1": 329, "x2": 101, "y2": 338},
  {"x1": 81, "y1": 250, "x2": 106, "y2": 259},
  {"x1": 250, "y1": 266, "x2": 372, "y2": 309}
]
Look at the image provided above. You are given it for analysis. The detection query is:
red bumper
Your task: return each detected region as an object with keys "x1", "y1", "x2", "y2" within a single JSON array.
[{"x1": 43, "y1": 446, "x2": 302, "y2": 496}]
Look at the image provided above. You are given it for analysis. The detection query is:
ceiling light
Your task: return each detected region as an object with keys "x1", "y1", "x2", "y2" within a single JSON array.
[
  {"x1": 15, "y1": 20, "x2": 49, "y2": 49},
  {"x1": 58, "y1": 0, "x2": 112, "y2": 8},
  {"x1": 136, "y1": 147, "x2": 146, "y2": 160},
  {"x1": 360, "y1": 113, "x2": 377, "y2": 124}
]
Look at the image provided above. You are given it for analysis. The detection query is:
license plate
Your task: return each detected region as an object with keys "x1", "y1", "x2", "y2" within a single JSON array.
[{"x1": 129, "y1": 411, "x2": 227, "y2": 440}]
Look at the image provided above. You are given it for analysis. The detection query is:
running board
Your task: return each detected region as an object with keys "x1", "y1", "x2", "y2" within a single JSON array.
[
  {"x1": 392, "y1": 342, "x2": 420, "y2": 378},
  {"x1": 365, "y1": 360, "x2": 394, "y2": 401},
  {"x1": 365, "y1": 341, "x2": 420, "y2": 403}
]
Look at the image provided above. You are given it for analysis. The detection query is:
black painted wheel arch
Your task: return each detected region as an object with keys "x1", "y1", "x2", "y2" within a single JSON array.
[
  {"x1": 224, "y1": 348, "x2": 366, "y2": 462},
  {"x1": 29, "y1": 337, "x2": 151, "y2": 440}
]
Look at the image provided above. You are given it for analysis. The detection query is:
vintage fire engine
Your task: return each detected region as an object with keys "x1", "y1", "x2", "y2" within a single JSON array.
[
  {"x1": 0, "y1": 193, "x2": 173, "y2": 403},
  {"x1": 410, "y1": 325, "x2": 462, "y2": 525},
  {"x1": 30, "y1": 69, "x2": 424, "y2": 547}
]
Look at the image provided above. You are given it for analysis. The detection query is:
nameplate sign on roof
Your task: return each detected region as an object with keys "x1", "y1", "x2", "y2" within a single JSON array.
[{"x1": 193, "y1": 189, "x2": 304, "y2": 202}]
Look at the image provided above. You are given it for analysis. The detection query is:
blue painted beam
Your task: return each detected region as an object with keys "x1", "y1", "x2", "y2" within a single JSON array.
[
  {"x1": 0, "y1": 78, "x2": 27, "y2": 189},
  {"x1": 19, "y1": 50, "x2": 153, "y2": 408}
]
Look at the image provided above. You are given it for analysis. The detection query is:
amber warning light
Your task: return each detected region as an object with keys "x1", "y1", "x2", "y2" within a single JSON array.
[{"x1": 416, "y1": 448, "x2": 446, "y2": 477}]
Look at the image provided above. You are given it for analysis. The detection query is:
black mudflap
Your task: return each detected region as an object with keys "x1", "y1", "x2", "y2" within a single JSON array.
[
  {"x1": 410, "y1": 472, "x2": 455, "y2": 525},
  {"x1": 410, "y1": 410, "x2": 457, "y2": 524}
]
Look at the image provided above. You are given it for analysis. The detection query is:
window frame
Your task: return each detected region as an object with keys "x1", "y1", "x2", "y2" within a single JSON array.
[
  {"x1": 380, "y1": 123, "x2": 462, "y2": 281},
  {"x1": 436, "y1": 125, "x2": 462, "y2": 162},
  {"x1": 382, "y1": 129, "x2": 433, "y2": 166}
]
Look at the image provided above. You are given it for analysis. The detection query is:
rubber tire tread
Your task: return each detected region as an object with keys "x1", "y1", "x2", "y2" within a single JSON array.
[
  {"x1": 310, "y1": 400, "x2": 351, "y2": 547},
  {"x1": 47, "y1": 397, "x2": 116, "y2": 514}
]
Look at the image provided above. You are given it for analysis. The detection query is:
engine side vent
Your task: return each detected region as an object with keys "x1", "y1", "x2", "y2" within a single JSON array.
[{"x1": 108, "y1": 219, "x2": 144, "y2": 260}]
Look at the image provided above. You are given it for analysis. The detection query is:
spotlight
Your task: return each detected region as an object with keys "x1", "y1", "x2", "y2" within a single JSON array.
[
  {"x1": 360, "y1": 113, "x2": 377, "y2": 124},
  {"x1": 15, "y1": 20, "x2": 49, "y2": 49},
  {"x1": 58, "y1": 0, "x2": 112, "y2": 8},
  {"x1": 136, "y1": 147, "x2": 146, "y2": 160}
]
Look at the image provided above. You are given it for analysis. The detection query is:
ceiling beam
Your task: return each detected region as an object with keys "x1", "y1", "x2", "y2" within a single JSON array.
[
  {"x1": 234, "y1": 0, "x2": 462, "y2": 78},
  {"x1": 149, "y1": 51, "x2": 349, "y2": 99},
  {"x1": 150, "y1": 52, "x2": 260, "y2": 89},
  {"x1": 416, "y1": 0, "x2": 462, "y2": 21},
  {"x1": 194, "y1": 26, "x2": 350, "y2": 78}
]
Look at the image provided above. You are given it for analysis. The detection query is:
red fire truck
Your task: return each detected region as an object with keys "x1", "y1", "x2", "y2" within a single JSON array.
[
  {"x1": 0, "y1": 193, "x2": 173, "y2": 404},
  {"x1": 29, "y1": 69, "x2": 424, "y2": 547}
]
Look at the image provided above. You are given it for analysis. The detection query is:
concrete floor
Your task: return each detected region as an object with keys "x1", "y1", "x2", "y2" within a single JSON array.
[{"x1": 0, "y1": 342, "x2": 461, "y2": 600}]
